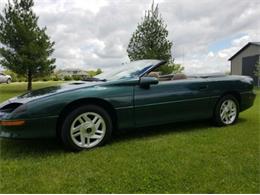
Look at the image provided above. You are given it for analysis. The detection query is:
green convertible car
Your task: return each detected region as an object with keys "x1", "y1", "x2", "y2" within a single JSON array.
[{"x1": 0, "y1": 60, "x2": 256, "y2": 151}]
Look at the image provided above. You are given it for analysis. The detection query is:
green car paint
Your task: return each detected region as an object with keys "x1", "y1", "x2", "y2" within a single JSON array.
[{"x1": 0, "y1": 60, "x2": 256, "y2": 139}]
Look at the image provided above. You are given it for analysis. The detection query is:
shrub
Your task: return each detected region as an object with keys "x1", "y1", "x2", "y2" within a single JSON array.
[
  {"x1": 72, "y1": 75, "x2": 82, "y2": 81},
  {"x1": 51, "y1": 73, "x2": 61, "y2": 81},
  {"x1": 32, "y1": 78, "x2": 39, "y2": 82},
  {"x1": 64, "y1": 75, "x2": 72, "y2": 81},
  {"x1": 52, "y1": 76, "x2": 59, "y2": 81},
  {"x1": 17, "y1": 77, "x2": 26, "y2": 82}
]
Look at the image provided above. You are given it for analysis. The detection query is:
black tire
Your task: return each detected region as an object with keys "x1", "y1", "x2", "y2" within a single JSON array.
[
  {"x1": 213, "y1": 95, "x2": 239, "y2": 126},
  {"x1": 6, "y1": 79, "x2": 11, "y2": 84},
  {"x1": 60, "y1": 105, "x2": 112, "y2": 151}
]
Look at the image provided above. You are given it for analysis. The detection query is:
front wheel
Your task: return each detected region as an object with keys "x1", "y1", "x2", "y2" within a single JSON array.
[
  {"x1": 213, "y1": 95, "x2": 239, "y2": 126},
  {"x1": 6, "y1": 79, "x2": 11, "y2": 84},
  {"x1": 61, "y1": 105, "x2": 112, "y2": 151}
]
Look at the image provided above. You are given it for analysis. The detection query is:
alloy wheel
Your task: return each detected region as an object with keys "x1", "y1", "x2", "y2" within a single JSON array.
[
  {"x1": 70, "y1": 112, "x2": 106, "y2": 148},
  {"x1": 220, "y1": 99, "x2": 237, "y2": 125}
]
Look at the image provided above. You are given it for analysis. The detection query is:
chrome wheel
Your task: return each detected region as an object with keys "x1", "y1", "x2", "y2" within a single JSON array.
[
  {"x1": 70, "y1": 112, "x2": 106, "y2": 148},
  {"x1": 220, "y1": 99, "x2": 237, "y2": 125}
]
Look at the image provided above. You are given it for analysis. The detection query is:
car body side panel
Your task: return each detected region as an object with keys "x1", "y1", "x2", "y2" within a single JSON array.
[
  {"x1": 134, "y1": 79, "x2": 214, "y2": 127},
  {"x1": 0, "y1": 74, "x2": 10, "y2": 83},
  {"x1": 0, "y1": 75, "x2": 256, "y2": 139},
  {"x1": 240, "y1": 91, "x2": 256, "y2": 111},
  {"x1": 205, "y1": 76, "x2": 255, "y2": 113},
  {"x1": 134, "y1": 76, "x2": 255, "y2": 127},
  {"x1": 1, "y1": 84, "x2": 135, "y2": 138}
]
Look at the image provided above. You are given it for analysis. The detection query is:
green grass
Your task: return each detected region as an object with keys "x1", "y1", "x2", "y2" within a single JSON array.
[
  {"x1": 0, "y1": 82, "x2": 259, "y2": 193},
  {"x1": 0, "y1": 81, "x2": 65, "y2": 102}
]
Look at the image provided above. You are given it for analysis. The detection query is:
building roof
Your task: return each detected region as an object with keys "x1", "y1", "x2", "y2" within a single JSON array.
[{"x1": 228, "y1": 42, "x2": 260, "y2": 61}]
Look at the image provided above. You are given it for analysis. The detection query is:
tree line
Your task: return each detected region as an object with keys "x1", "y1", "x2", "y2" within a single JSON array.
[
  {"x1": 1, "y1": 0, "x2": 183, "y2": 90},
  {"x1": 2, "y1": 0, "x2": 260, "y2": 90},
  {"x1": 2, "y1": 68, "x2": 103, "y2": 82}
]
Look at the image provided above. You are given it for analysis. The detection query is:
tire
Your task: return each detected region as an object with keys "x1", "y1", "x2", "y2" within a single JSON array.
[
  {"x1": 213, "y1": 95, "x2": 239, "y2": 126},
  {"x1": 60, "y1": 105, "x2": 112, "y2": 151},
  {"x1": 6, "y1": 79, "x2": 11, "y2": 84}
]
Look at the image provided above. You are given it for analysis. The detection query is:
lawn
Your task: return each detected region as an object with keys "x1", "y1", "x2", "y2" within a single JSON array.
[{"x1": 0, "y1": 82, "x2": 259, "y2": 193}]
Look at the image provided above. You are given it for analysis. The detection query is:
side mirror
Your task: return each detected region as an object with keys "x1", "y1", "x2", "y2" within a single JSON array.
[{"x1": 139, "y1": 77, "x2": 159, "y2": 88}]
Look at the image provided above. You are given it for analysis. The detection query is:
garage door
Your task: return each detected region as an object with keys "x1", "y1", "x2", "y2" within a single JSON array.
[{"x1": 242, "y1": 55, "x2": 259, "y2": 85}]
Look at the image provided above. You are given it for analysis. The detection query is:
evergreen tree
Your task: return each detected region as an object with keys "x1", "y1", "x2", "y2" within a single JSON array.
[
  {"x1": 127, "y1": 2, "x2": 183, "y2": 74},
  {"x1": 0, "y1": 0, "x2": 55, "y2": 90},
  {"x1": 96, "y1": 68, "x2": 102, "y2": 75}
]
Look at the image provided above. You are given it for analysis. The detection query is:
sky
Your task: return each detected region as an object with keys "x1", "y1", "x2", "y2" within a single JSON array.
[{"x1": 0, "y1": 0, "x2": 259, "y2": 74}]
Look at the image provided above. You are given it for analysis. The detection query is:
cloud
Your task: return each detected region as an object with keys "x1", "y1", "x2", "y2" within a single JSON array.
[
  {"x1": 0, "y1": 0, "x2": 259, "y2": 73},
  {"x1": 180, "y1": 34, "x2": 259, "y2": 74}
]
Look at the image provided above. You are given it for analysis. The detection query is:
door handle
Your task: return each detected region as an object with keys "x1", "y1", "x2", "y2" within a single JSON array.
[{"x1": 199, "y1": 85, "x2": 208, "y2": 90}]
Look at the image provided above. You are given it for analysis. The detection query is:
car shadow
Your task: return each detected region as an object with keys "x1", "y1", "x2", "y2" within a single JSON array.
[
  {"x1": 112, "y1": 119, "x2": 217, "y2": 144},
  {"x1": 0, "y1": 118, "x2": 248, "y2": 159}
]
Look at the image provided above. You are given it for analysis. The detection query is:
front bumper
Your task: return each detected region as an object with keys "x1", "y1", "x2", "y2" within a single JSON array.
[{"x1": 0, "y1": 116, "x2": 58, "y2": 139}]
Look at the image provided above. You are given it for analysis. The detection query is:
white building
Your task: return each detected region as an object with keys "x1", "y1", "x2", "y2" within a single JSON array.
[{"x1": 229, "y1": 42, "x2": 260, "y2": 85}]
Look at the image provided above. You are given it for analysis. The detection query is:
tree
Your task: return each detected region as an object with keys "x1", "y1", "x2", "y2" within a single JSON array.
[
  {"x1": 159, "y1": 63, "x2": 184, "y2": 74},
  {"x1": 87, "y1": 68, "x2": 103, "y2": 78},
  {"x1": 96, "y1": 68, "x2": 102, "y2": 75},
  {"x1": 254, "y1": 62, "x2": 260, "y2": 87},
  {"x1": 127, "y1": 2, "x2": 183, "y2": 74},
  {"x1": 0, "y1": 0, "x2": 55, "y2": 90}
]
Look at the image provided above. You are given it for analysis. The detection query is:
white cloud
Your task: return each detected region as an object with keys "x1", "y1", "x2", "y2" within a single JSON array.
[
  {"x1": 179, "y1": 33, "x2": 259, "y2": 74},
  {"x1": 33, "y1": 0, "x2": 108, "y2": 14},
  {"x1": 0, "y1": 0, "x2": 259, "y2": 73}
]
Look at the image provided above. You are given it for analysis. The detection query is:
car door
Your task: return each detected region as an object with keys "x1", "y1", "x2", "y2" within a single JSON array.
[
  {"x1": 134, "y1": 78, "x2": 212, "y2": 127},
  {"x1": 0, "y1": 73, "x2": 5, "y2": 83}
]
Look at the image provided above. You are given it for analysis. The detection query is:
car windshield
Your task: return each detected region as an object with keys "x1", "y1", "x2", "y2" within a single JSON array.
[{"x1": 95, "y1": 60, "x2": 162, "y2": 81}]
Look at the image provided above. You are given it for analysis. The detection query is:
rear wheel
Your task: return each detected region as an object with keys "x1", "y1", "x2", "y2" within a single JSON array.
[
  {"x1": 6, "y1": 79, "x2": 11, "y2": 84},
  {"x1": 213, "y1": 95, "x2": 239, "y2": 126},
  {"x1": 61, "y1": 105, "x2": 112, "y2": 151}
]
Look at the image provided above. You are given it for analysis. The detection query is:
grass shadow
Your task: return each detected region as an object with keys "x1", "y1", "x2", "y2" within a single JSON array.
[
  {"x1": 112, "y1": 117, "x2": 248, "y2": 144},
  {"x1": 0, "y1": 118, "x2": 248, "y2": 159},
  {"x1": 0, "y1": 138, "x2": 64, "y2": 160},
  {"x1": 112, "y1": 120, "x2": 210, "y2": 143}
]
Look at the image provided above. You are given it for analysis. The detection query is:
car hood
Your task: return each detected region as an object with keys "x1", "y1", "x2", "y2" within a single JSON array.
[{"x1": 1, "y1": 81, "x2": 102, "y2": 106}]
